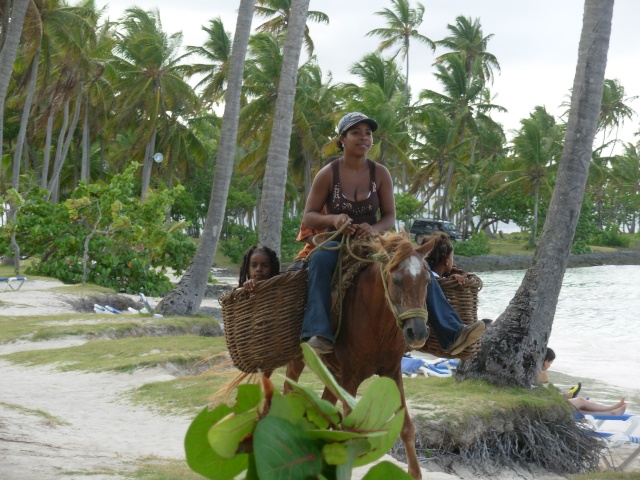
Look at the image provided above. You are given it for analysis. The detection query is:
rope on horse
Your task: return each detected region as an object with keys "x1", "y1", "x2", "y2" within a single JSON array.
[{"x1": 304, "y1": 225, "x2": 428, "y2": 335}]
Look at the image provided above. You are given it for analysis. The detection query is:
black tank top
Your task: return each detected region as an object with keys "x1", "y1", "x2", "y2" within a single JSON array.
[{"x1": 326, "y1": 158, "x2": 380, "y2": 226}]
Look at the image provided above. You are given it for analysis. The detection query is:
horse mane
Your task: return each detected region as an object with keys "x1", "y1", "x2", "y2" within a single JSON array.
[{"x1": 377, "y1": 232, "x2": 416, "y2": 274}]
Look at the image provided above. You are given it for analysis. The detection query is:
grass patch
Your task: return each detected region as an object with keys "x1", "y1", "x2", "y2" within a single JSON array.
[
  {"x1": 124, "y1": 456, "x2": 205, "y2": 479},
  {"x1": 48, "y1": 284, "x2": 117, "y2": 295},
  {"x1": 0, "y1": 335, "x2": 226, "y2": 373},
  {"x1": 402, "y1": 376, "x2": 565, "y2": 422},
  {"x1": 569, "y1": 474, "x2": 640, "y2": 480},
  {"x1": 488, "y1": 238, "x2": 533, "y2": 255},
  {"x1": 0, "y1": 314, "x2": 220, "y2": 343},
  {"x1": 126, "y1": 360, "x2": 330, "y2": 416},
  {"x1": 0, "y1": 400, "x2": 70, "y2": 426}
]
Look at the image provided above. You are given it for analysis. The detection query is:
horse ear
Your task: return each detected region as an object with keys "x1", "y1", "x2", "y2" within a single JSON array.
[
  {"x1": 400, "y1": 227, "x2": 410, "y2": 240},
  {"x1": 417, "y1": 236, "x2": 436, "y2": 257}
]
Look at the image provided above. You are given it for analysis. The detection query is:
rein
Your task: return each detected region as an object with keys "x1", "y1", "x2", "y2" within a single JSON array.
[
  {"x1": 306, "y1": 225, "x2": 429, "y2": 332},
  {"x1": 375, "y1": 253, "x2": 429, "y2": 330}
]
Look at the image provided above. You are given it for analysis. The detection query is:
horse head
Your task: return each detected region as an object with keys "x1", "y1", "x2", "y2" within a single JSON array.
[{"x1": 376, "y1": 232, "x2": 435, "y2": 350}]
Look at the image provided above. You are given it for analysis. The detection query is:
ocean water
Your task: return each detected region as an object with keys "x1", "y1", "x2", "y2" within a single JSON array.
[
  {"x1": 478, "y1": 265, "x2": 640, "y2": 413},
  {"x1": 213, "y1": 265, "x2": 640, "y2": 413}
]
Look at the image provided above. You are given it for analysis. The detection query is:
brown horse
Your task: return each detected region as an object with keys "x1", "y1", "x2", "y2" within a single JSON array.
[{"x1": 286, "y1": 232, "x2": 434, "y2": 479}]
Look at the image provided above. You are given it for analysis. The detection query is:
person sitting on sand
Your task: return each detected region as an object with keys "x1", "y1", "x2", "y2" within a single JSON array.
[
  {"x1": 238, "y1": 245, "x2": 280, "y2": 292},
  {"x1": 538, "y1": 347, "x2": 627, "y2": 415}
]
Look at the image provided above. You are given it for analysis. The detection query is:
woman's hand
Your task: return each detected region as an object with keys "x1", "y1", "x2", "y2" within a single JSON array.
[
  {"x1": 450, "y1": 273, "x2": 468, "y2": 285},
  {"x1": 332, "y1": 214, "x2": 356, "y2": 236},
  {"x1": 353, "y1": 222, "x2": 376, "y2": 239}
]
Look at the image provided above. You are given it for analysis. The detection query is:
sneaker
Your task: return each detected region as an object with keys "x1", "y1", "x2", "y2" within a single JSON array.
[
  {"x1": 448, "y1": 321, "x2": 485, "y2": 356},
  {"x1": 306, "y1": 336, "x2": 334, "y2": 354},
  {"x1": 568, "y1": 382, "x2": 582, "y2": 398}
]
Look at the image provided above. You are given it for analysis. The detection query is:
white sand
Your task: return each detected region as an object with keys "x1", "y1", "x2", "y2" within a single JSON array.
[{"x1": 0, "y1": 279, "x2": 637, "y2": 479}]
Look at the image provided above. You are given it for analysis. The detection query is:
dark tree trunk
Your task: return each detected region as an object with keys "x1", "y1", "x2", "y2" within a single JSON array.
[
  {"x1": 458, "y1": 0, "x2": 613, "y2": 388},
  {"x1": 155, "y1": 0, "x2": 255, "y2": 316}
]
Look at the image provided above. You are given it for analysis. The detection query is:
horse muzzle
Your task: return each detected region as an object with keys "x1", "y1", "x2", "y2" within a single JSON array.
[{"x1": 403, "y1": 316, "x2": 429, "y2": 349}]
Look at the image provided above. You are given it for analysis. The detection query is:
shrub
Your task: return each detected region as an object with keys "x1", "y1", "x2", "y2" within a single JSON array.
[
  {"x1": 455, "y1": 232, "x2": 491, "y2": 257},
  {"x1": 571, "y1": 240, "x2": 592, "y2": 255},
  {"x1": 0, "y1": 163, "x2": 195, "y2": 296},
  {"x1": 589, "y1": 230, "x2": 630, "y2": 248}
]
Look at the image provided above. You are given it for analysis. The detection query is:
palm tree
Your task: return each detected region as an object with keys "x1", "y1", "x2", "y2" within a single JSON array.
[
  {"x1": 458, "y1": 0, "x2": 614, "y2": 388},
  {"x1": 0, "y1": 0, "x2": 30, "y2": 171},
  {"x1": 420, "y1": 53, "x2": 504, "y2": 219},
  {"x1": 366, "y1": 0, "x2": 434, "y2": 102},
  {"x1": 338, "y1": 53, "x2": 412, "y2": 188},
  {"x1": 491, "y1": 106, "x2": 563, "y2": 247},
  {"x1": 254, "y1": 0, "x2": 328, "y2": 57},
  {"x1": 434, "y1": 15, "x2": 500, "y2": 85},
  {"x1": 410, "y1": 106, "x2": 460, "y2": 215},
  {"x1": 597, "y1": 78, "x2": 636, "y2": 151},
  {"x1": 287, "y1": 59, "x2": 337, "y2": 203},
  {"x1": 155, "y1": 0, "x2": 256, "y2": 316},
  {"x1": 610, "y1": 143, "x2": 640, "y2": 232},
  {"x1": 258, "y1": 0, "x2": 310, "y2": 255},
  {"x1": 110, "y1": 7, "x2": 197, "y2": 199},
  {"x1": 185, "y1": 17, "x2": 232, "y2": 108}
]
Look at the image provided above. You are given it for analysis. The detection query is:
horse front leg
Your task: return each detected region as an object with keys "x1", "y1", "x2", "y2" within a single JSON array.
[
  {"x1": 283, "y1": 356, "x2": 305, "y2": 394},
  {"x1": 394, "y1": 371, "x2": 422, "y2": 480}
]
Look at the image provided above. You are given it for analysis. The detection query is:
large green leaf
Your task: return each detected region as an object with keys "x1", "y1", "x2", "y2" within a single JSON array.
[
  {"x1": 353, "y1": 411, "x2": 405, "y2": 467},
  {"x1": 267, "y1": 392, "x2": 309, "y2": 429},
  {"x1": 234, "y1": 383, "x2": 263, "y2": 414},
  {"x1": 335, "y1": 439, "x2": 371, "y2": 480},
  {"x1": 299, "y1": 343, "x2": 356, "y2": 409},
  {"x1": 254, "y1": 416, "x2": 324, "y2": 480},
  {"x1": 342, "y1": 377, "x2": 401, "y2": 430},
  {"x1": 361, "y1": 461, "x2": 414, "y2": 479},
  {"x1": 283, "y1": 377, "x2": 341, "y2": 427},
  {"x1": 342, "y1": 377, "x2": 406, "y2": 467},
  {"x1": 184, "y1": 405, "x2": 248, "y2": 479},
  {"x1": 208, "y1": 409, "x2": 259, "y2": 458},
  {"x1": 306, "y1": 429, "x2": 383, "y2": 442}
]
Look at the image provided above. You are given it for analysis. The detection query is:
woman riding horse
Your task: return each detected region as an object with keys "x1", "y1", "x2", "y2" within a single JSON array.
[
  {"x1": 301, "y1": 112, "x2": 401, "y2": 354},
  {"x1": 298, "y1": 112, "x2": 429, "y2": 479}
]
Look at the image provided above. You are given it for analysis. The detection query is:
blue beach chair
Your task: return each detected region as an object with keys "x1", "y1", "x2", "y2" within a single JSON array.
[
  {"x1": 576, "y1": 412, "x2": 640, "y2": 471},
  {"x1": 0, "y1": 276, "x2": 26, "y2": 292}
]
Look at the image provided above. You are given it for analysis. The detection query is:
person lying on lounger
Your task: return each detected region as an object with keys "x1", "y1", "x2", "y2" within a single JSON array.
[{"x1": 538, "y1": 347, "x2": 627, "y2": 416}]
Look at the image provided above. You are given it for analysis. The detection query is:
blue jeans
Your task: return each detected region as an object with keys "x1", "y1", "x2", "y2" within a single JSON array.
[
  {"x1": 301, "y1": 241, "x2": 339, "y2": 342},
  {"x1": 427, "y1": 271, "x2": 464, "y2": 349}
]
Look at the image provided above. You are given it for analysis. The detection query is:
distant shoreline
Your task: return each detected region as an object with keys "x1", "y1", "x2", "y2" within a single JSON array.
[{"x1": 455, "y1": 249, "x2": 640, "y2": 272}]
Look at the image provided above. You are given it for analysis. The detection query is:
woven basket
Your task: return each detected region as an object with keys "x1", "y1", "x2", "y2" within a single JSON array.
[
  {"x1": 418, "y1": 273, "x2": 483, "y2": 360},
  {"x1": 220, "y1": 269, "x2": 307, "y2": 373}
]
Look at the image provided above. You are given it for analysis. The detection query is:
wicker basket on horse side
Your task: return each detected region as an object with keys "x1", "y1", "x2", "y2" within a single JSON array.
[
  {"x1": 220, "y1": 269, "x2": 307, "y2": 373},
  {"x1": 418, "y1": 273, "x2": 484, "y2": 360}
]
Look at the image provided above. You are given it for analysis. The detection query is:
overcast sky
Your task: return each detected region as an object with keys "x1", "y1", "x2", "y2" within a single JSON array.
[{"x1": 100, "y1": 0, "x2": 640, "y2": 144}]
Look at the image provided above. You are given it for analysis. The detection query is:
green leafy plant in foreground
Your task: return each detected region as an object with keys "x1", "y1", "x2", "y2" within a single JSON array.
[{"x1": 184, "y1": 344, "x2": 412, "y2": 480}]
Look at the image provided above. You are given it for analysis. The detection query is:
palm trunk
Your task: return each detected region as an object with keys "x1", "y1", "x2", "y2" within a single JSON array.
[
  {"x1": 41, "y1": 114, "x2": 54, "y2": 188},
  {"x1": 12, "y1": 48, "x2": 40, "y2": 191},
  {"x1": 155, "y1": 0, "x2": 256, "y2": 316},
  {"x1": 0, "y1": 0, "x2": 30, "y2": 165},
  {"x1": 81, "y1": 92, "x2": 90, "y2": 182},
  {"x1": 48, "y1": 85, "x2": 83, "y2": 201},
  {"x1": 140, "y1": 125, "x2": 157, "y2": 199},
  {"x1": 258, "y1": 0, "x2": 310, "y2": 255},
  {"x1": 458, "y1": 0, "x2": 613, "y2": 388}
]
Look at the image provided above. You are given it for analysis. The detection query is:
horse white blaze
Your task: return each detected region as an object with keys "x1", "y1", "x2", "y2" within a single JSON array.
[{"x1": 406, "y1": 256, "x2": 422, "y2": 278}]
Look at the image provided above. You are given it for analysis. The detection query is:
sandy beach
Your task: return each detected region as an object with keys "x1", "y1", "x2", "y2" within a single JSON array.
[{"x1": 1, "y1": 278, "x2": 637, "y2": 479}]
